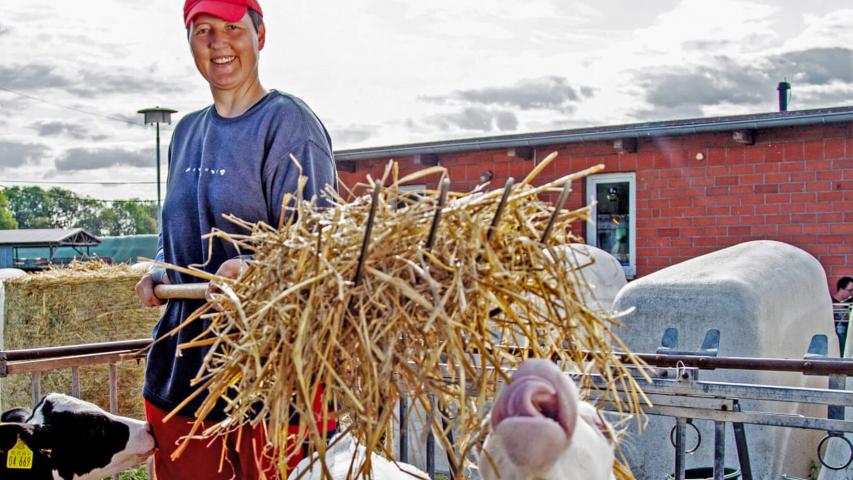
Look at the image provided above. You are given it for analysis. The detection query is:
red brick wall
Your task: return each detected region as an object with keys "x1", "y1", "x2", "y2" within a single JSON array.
[{"x1": 337, "y1": 122, "x2": 853, "y2": 291}]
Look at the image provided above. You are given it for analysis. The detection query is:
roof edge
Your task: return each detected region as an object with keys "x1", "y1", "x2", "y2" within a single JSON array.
[{"x1": 335, "y1": 106, "x2": 853, "y2": 162}]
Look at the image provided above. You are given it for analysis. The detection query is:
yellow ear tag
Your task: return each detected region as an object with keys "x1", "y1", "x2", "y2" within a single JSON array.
[{"x1": 6, "y1": 437, "x2": 34, "y2": 469}]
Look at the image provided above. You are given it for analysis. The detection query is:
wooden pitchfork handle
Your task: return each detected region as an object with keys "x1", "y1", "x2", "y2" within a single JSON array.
[{"x1": 154, "y1": 283, "x2": 209, "y2": 300}]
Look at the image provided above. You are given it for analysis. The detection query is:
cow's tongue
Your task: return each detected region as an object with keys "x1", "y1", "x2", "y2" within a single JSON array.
[
  {"x1": 489, "y1": 360, "x2": 579, "y2": 471},
  {"x1": 497, "y1": 377, "x2": 560, "y2": 421}
]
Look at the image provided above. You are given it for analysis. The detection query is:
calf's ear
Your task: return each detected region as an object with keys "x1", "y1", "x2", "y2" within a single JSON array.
[
  {"x1": 1, "y1": 407, "x2": 32, "y2": 423},
  {"x1": 0, "y1": 423, "x2": 36, "y2": 451}
]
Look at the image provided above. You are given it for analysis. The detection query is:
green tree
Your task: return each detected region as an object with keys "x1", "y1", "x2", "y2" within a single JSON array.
[
  {"x1": 0, "y1": 190, "x2": 18, "y2": 229},
  {"x1": 4, "y1": 186, "x2": 62, "y2": 228},
  {"x1": 110, "y1": 201, "x2": 157, "y2": 235},
  {"x1": 3, "y1": 186, "x2": 157, "y2": 235},
  {"x1": 94, "y1": 201, "x2": 157, "y2": 236},
  {"x1": 73, "y1": 197, "x2": 110, "y2": 234}
]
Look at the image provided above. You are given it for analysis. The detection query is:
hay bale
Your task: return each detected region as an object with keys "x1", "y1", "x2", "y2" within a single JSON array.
[
  {"x1": 1, "y1": 261, "x2": 161, "y2": 418},
  {"x1": 0, "y1": 269, "x2": 27, "y2": 353}
]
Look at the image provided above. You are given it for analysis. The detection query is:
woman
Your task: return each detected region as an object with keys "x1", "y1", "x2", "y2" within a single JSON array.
[{"x1": 135, "y1": 1, "x2": 337, "y2": 477}]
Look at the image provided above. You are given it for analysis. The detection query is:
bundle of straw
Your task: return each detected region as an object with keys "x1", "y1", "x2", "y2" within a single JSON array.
[{"x1": 161, "y1": 152, "x2": 645, "y2": 478}]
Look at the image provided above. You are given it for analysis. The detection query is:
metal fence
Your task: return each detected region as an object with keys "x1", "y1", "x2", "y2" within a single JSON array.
[{"x1": 3, "y1": 336, "x2": 853, "y2": 480}]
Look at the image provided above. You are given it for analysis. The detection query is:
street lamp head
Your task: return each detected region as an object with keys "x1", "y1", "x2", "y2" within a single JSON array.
[{"x1": 137, "y1": 106, "x2": 177, "y2": 125}]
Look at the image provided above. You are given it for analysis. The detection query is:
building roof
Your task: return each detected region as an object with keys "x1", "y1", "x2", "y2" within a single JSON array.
[
  {"x1": 0, "y1": 228, "x2": 101, "y2": 248},
  {"x1": 335, "y1": 106, "x2": 853, "y2": 162}
]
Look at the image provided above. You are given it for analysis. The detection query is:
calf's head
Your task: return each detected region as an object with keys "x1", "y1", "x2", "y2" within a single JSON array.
[
  {"x1": 0, "y1": 422, "x2": 53, "y2": 479},
  {"x1": 479, "y1": 359, "x2": 616, "y2": 480},
  {"x1": 1, "y1": 393, "x2": 155, "y2": 480}
]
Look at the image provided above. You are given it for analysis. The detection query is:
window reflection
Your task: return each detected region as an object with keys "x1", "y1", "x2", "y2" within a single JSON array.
[{"x1": 595, "y1": 181, "x2": 630, "y2": 266}]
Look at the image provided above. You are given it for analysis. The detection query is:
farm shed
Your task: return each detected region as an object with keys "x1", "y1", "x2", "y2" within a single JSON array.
[
  {"x1": 21, "y1": 234, "x2": 159, "y2": 264},
  {"x1": 334, "y1": 106, "x2": 853, "y2": 292},
  {"x1": 0, "y1": 228, "x2": 101, "y2": 270}
]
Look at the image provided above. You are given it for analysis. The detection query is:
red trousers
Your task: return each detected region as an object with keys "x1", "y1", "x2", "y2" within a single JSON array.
[{"x1": 145, "y1": 400, "x2": 336, "y2": 480}]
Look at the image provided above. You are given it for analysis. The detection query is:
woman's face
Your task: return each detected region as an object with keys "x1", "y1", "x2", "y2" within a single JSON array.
[{"x1": 188, "y1": 12, "x2": 264, "y2": 94}]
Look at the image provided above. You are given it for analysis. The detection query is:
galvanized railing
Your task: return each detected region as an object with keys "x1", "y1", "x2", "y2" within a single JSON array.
[
  {"x1": 0, "y1": 338, "x2": 149, "y2": 407},
  {"x1": 591, "y1": 365, "x2": 853, "y2": 480},
  {"x1": 4, "y1": 338, "x2": 853, "y2": 480}
]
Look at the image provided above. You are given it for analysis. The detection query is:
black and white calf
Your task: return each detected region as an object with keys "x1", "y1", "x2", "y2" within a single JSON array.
[{"x1": 0, "y1": 393, "x2": 155, "y2": 480}]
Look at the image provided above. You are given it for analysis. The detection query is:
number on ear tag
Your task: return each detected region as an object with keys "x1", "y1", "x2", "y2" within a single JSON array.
[{"x1": 6, "y1": 437, "x2": 34, "y2": 469}]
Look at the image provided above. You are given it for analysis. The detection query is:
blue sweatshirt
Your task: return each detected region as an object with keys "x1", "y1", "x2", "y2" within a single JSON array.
[{"x1": 143, "y1": 91, "x2": 337, "y2": 419}]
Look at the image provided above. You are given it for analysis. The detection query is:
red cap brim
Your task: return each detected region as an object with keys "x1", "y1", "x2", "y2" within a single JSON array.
[{"x1": 185, "y1": 1, "x2": 248, "y2": 27}]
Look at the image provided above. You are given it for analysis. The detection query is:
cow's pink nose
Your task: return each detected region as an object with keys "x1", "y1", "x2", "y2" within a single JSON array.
[{"x1": 144, "y1": 423, "x2": 158, "y2": 448}]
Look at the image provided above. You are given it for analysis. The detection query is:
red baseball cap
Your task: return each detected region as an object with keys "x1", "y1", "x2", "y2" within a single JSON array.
[{"x1": 183, "y1": 0, "x2": 263, "y2": 27}]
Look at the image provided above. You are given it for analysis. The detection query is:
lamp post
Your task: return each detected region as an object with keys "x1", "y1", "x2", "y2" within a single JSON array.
[{"x1": 137, "y1": 106, "x2": 177, "y2": 228}]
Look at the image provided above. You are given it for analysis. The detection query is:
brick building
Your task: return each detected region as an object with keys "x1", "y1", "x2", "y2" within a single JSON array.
[{"x1": 334, "y1": 106, "x2": 853, "y2": 290}]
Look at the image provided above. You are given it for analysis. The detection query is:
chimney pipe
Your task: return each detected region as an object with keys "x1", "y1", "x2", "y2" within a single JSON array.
[{"x1": 777, "y1": 81, "x2": 791, "y2": 112}]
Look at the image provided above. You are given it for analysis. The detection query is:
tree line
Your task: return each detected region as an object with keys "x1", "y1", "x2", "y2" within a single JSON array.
[{"x1": 0, "y1": 186, "x2": 158, "y2": 236}]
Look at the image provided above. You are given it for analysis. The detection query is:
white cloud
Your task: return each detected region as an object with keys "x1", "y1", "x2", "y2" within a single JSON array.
[
  {"x1": 400, "y1": 0, "x2": 594, "y2": 23},
  {"x1": 55, "y1": 147, "x2": 151, "y2": 171},
  {"x1": 327, "y1": 124, "x2": 379, "y2": 148},
  {"x1": 423, "y1": 76, "x2": 593, "y2": 111},
  {"x1": 645, "y1": 0, "x2": 777, "y2": 45},
  {"x1": 422, "y1": 107, "x2": 518, "y2": 133},
  {"x1": 788, "y1": 9, "x2": 853, "y2": 50},
  {"x1": 0, "y1": 141, "x2": 50, "y2": 168}
]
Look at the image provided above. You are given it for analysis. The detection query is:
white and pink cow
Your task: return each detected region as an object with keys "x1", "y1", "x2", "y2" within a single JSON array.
[
  {"x1": 292, "y1": 359, "x2": 617, "y2": 479},
  {"x1": 479, "y1": 359, "x2": 617, "y2": 480}
]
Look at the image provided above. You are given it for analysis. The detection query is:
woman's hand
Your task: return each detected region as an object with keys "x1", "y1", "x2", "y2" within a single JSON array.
[
  {"x1": 206, "y1": 258, "x2": 250, "y2": 309},
  {"x1": 135, "y1": 271, "x2": 170, "y2": 307}
]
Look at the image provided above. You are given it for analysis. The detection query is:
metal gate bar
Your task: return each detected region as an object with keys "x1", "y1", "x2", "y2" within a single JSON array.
[
  {"x1": 674, "y1": 417, "x2": 687, "y2": 480},
  {"x1": 399, "y1": 393, "x2": 409, "y2": 463},
  {"x1": 714, "y1": 421, "x2": 725, "y2": 480},
  {"x1": 731, "y1": 401, "x2": 754, "y2": 480}
]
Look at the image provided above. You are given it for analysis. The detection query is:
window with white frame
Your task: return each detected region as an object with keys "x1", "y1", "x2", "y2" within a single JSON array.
[{"x1": 586, "y1": 173, "x2": 636, "y2": 278}]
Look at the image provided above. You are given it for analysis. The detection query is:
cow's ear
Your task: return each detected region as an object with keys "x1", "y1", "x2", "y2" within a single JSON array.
[
  {"x1": 0, "y1": 423, "x2": 36, "y2": 451},
  {"x1": 1, "y1": 407, "x2": 32, "y2": 423}
]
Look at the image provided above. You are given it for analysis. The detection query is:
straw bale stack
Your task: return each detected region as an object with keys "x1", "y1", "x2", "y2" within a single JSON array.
[
  {"x1": 161, "y1": 153, "x2": 645, "y2": 478},
  {"x1": 1, "y1": 261, "x2": 161, "y2": 417}
]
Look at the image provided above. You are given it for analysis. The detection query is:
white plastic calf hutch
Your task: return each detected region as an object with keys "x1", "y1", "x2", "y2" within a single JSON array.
[{"x1": 613, "y1": 240, "x2": 837, "y2": 479}]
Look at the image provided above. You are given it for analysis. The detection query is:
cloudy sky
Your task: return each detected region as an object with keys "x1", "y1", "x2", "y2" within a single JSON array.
[{"x1": 1, "y1": 0, "x2": 851, "y2": 201}]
